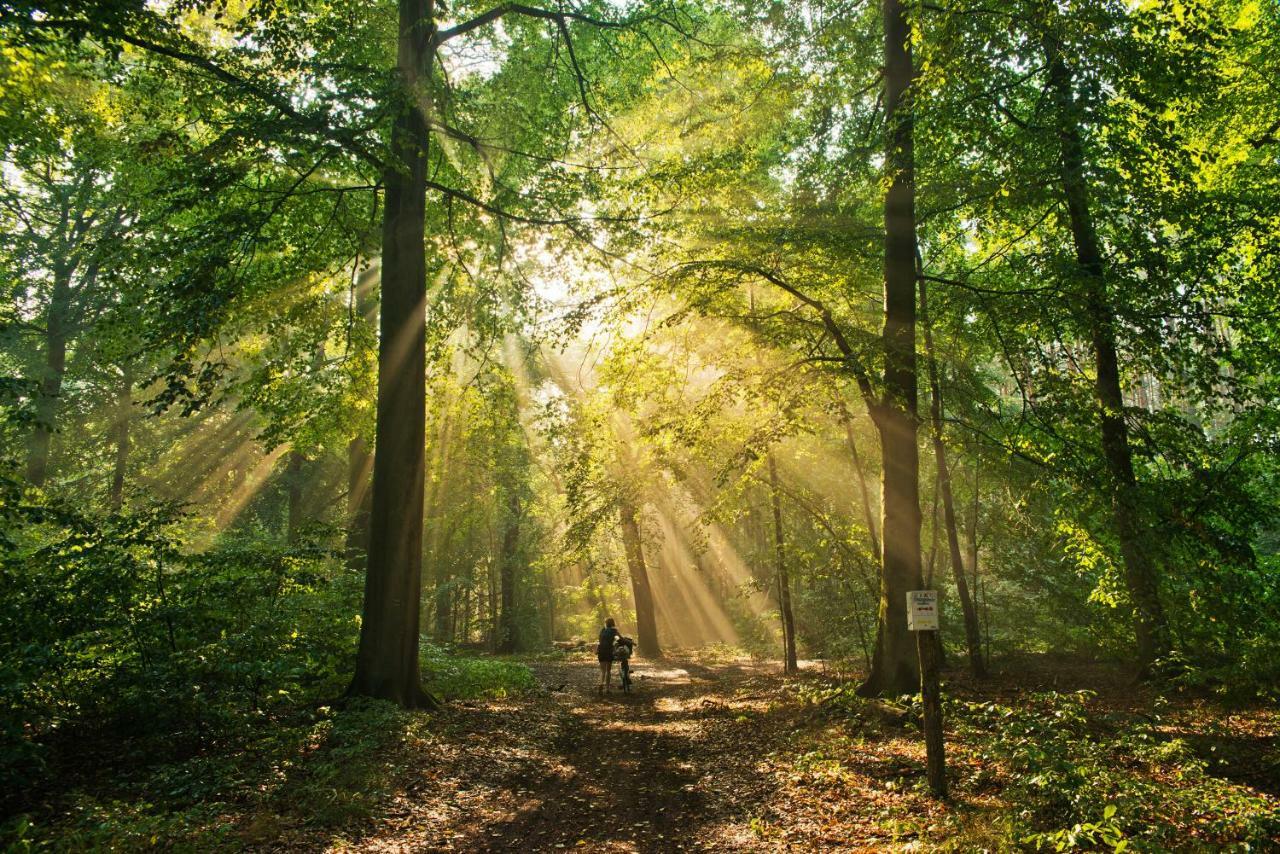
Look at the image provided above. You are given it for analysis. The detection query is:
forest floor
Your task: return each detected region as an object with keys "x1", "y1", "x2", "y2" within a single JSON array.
[
  {"x1": 10, "y1": 652, "x2": 1279, "y2": 851},
  {"x1": 276, "y1": 655, "x2": 932, "y2": 852},
  {"x1": 253, "y1": 653, "x2": 1279, "y2": 853}
]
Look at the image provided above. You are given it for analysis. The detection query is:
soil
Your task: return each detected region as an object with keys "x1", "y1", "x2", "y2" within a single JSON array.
[
  {"x1": 292, "y1": 656, "x2": 871, "y2": 852},
  {"x1": 270, "y1": 654, "x2": 1279, "y2": 853}
]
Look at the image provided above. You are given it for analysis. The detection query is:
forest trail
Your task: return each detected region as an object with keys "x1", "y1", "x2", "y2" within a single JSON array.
[{"x1": 312, "y1": 657, "x2": 840, "y2": 853}]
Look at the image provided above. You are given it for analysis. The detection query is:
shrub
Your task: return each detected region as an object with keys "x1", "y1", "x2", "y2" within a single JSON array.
[
  {"x1": 951, "y1": 692, "x2": 1280, "y2": 850},
  {"x1": 421, "y1": 643, "x2": 536, "y2": 699}
]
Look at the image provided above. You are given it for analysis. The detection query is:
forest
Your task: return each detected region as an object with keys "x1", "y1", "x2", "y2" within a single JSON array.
[{"x1": 1, "y1": 0, "x2": 1278, "y2": 850}]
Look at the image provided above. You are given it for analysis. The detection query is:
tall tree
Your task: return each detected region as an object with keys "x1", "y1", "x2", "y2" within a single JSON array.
[
  {"x1": 349, "y1": 0, "x2": 436, "y2": 706},
  {"x1": 859, "y1": 0, "x2": 926, "y2": 697},
  {"x1": 920, "y1": 277, "x2": 986, "y2": 678},
  {"x1": 618, "y1": 498, "x2": 661, "y2": 658},
  {"x1": 1038, "y1": 13, "x2": 1170, "y2": 672},
  {"x1": 768, "y1": 453, "x2": 798, "y2": 674}
]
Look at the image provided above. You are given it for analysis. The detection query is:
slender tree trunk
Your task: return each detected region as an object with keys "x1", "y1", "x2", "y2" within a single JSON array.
[
  {"x1": 496, "y1": 491, "x2": 520, "y2": 653},
  {"x1": 1043, "y1": 29, "x2": 1170, "y2": 674},
  {"x1": 349, "y1": 0, "x2": 437, "y2": 707},
  {"x1": 345, "y1": 436, "x2": 374, "y2": 572},
  {"x1": 435, "y1": 562, "x2": 453, "y2": 641},
  {"x1": 286, "y1": 449, "x2": 305, "y2": 544},
  {"x1": 109, "y1": 360, "x2": 132, "y2": 510},
  {"x1": 859, "y1": 0, "x2": 925, "y2": 698},
  {"x1": 619, "y1": 500, "x2": 661, "y2": 658},
  {"x1": 968, "y1": 464, "x2": 979, "y2": 599},
  {"x1": 769, "y1": 454, "x2": 798, "y2": 674},
  {"x1": 345, "y1": 262, "x2": 379, "y2": 572},
  {"x1": 840, "y1": 406, "x2": 881, "y2": 560},
  {"x1": 26, "y1": 267, "x2": 72, "y2": 487},
  {"x1": 925, "y1": 471, "x2": 940, "y2": 587},
  {"x1": 921, "y1": 278, "x2": 986, "y2": 678}
]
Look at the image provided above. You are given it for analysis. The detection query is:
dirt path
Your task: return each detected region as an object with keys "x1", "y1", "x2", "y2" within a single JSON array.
[{"x1": 323, "y1": 656, "x2": 807, "y2": 853}]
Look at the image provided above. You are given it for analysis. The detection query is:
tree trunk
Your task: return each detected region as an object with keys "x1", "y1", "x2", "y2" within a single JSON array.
[
  {"x1": 345, "y1": 436, "x2": 374, "y2": 572},
  {"x1": 840, "y1": 405, "x2": 882, "y2": 561},
  {"x1": 1043, "y1": 29, "x2": 1170, "y2": 674},
  {"x1": 921, "y1": 277, "x2": 986, "y2": 678},
  {"x1": 349, "y1": 0, "x2": 437, "y2": 708},
  {"x1": 345, "y1": 262, "x2": 379, "y2": 572},
  {"x1": 109, "y1": 360, "x2": 132, "y2": 510},
  {"x1": 619, "y1": 499, "x2": 661, "y2": 658},
  {"x1": 286, "y1": 449, "x2": 305, "y2": 544},
  {"x1": 26, "y1": 266, "x2": 72, "y2": 487},
  {"x1": 434, "y1": 561, "x2": 453, "y2": 642},
  {"x1": 769, "y1": 454, "x2": 798, "y2": 674},
  {"x1": 859, "y1": 0, "x2": 925, "y2": 698},
  {"x1": 495, "y1": 491, "x2": 520, "y2": 653}
]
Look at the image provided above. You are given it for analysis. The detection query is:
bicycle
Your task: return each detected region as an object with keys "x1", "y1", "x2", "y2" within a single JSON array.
[{"x1": 614, "y1": 637, "x2": 635, "y2": 693}]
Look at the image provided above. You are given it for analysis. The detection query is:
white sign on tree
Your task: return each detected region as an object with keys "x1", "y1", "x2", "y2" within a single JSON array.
[{"x1": 907, "y1": 590, "x2": 939, "y2": 631}]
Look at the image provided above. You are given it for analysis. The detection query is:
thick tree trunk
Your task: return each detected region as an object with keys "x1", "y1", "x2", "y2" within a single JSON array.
[
  {"x1": 495, "y1": 491, "x2": 520, "y2": 653},
  {"x1": 619, "y1": 500, "x2": 661, "y2": 658},
  {"x1": 109, "y1": 361, "x2": 132, "y2": 510},
  {"x1": 1043, "y1": 31, "x2": 1170, "y2": 674},
  {"x1": 345, "y1": 436, "x2": 374, "y2": 572},
  {"x1": 768, "y1": 454, "x2": 798, "y2": 674},
  {"x1": 920, "y1": 278, "x2": 986, "y2": 678},
  {"x1": 26, "y1": 267, "x2": 72, "y2": 487},
  {"x1": 349, "y1": 0, "x2": 436, "y2": 708},
  {"x1": 859, "y1": 0, "x2": 925, "y2": 698}
]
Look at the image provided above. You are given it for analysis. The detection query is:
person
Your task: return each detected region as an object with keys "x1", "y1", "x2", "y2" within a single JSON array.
[{"x1": 596, "y1": 617, "x2": 620, "y2": 691}]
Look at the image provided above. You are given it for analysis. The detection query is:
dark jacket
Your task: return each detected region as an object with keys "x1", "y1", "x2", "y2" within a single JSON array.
[{"x1": 597, "y1": 626, "x2": 619, "y2": 661}]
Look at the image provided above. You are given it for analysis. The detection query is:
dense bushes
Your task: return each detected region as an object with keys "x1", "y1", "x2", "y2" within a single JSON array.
[
  {"x1": 952, "y1": 692, "x2": 1280, "y2": 850},
  {"x1": 0, "y1": 480, "x2": 361, "y2": 802},
  {"x1": 0, "y1": 476, "x2": 539, "y2": 848}
]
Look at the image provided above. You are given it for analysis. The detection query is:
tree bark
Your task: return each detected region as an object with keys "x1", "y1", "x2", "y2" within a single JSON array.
[
  {"x1": 840, "y1": 405, "x2": 882, "y2": 561},
  {"x1": 1043, "y1": 28, "x2": 1171, "y2": 674},
  {"x1": 920, "y1": 277, "x2": 986, "y2": 678},
  {"x1": 495, "y1": 491, "x2": 520, "y2": 653},
  {"x1": 286, "y1": 448, "x2": 305, "y2": 544},
  {"x1": 26, "y1": 265, "x2": 72, "y2": 487},
  {"x1": 859, "y1": 0, "x2": 925, "y2": 698},
  {"x1": 345, "y1": 262, "x2": 379, "y2": 572},
  {"x1": 345, "y1": 436, "x2": 374, "y2": 572},
  {"x1": 109, "y1": 360, "x2": 132, "y2": 510},
  {"x1": 349, "y1": 0, "x2": 437, "y2": 708},
  {"x1": 768, "y1": 454, "x2": 798, "y2": 674},
  {"x1": 619, "y1": 499, "x2": 661, "y2": 658}
]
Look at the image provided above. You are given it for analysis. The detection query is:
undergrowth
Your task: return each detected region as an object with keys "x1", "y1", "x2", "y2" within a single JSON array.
[{"x1": 796, "y1": 681, "x2": 1280, "y2": 851}]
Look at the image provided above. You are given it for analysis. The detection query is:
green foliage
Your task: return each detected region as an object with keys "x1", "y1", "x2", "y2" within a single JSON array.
[
  {"x1": 0, "y1": 478, "x2": 362, "y2": 803},
  {"x1": 952, "y1": 692, "x2": 1280, "y2": 850},
  {"x1": 421, "y1": 643, "x2": 536, "y2": 700}
]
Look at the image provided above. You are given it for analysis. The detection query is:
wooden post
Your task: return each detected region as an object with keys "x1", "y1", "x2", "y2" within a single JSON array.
[
  {"x1": 908, "y1": 590, "x2": 946, "y2": 798},
  {"x1": 916, "y1": 629, "x2": 946, "y2": 798}
]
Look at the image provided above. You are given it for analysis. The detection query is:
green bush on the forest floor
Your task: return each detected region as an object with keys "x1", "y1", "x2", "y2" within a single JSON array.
[
  {"x1": 793, "y1": 681, "x2": 1278, "y2": 850},
  {"x1": 1, "y1": 697, "x2": 424, "y2": 851},
  {"x1": 422, "y1": 643, "x2": 536, "y2": 699},
  {"x1": 949, "y1": 691, "x2": 1280, "y2": 850}
]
